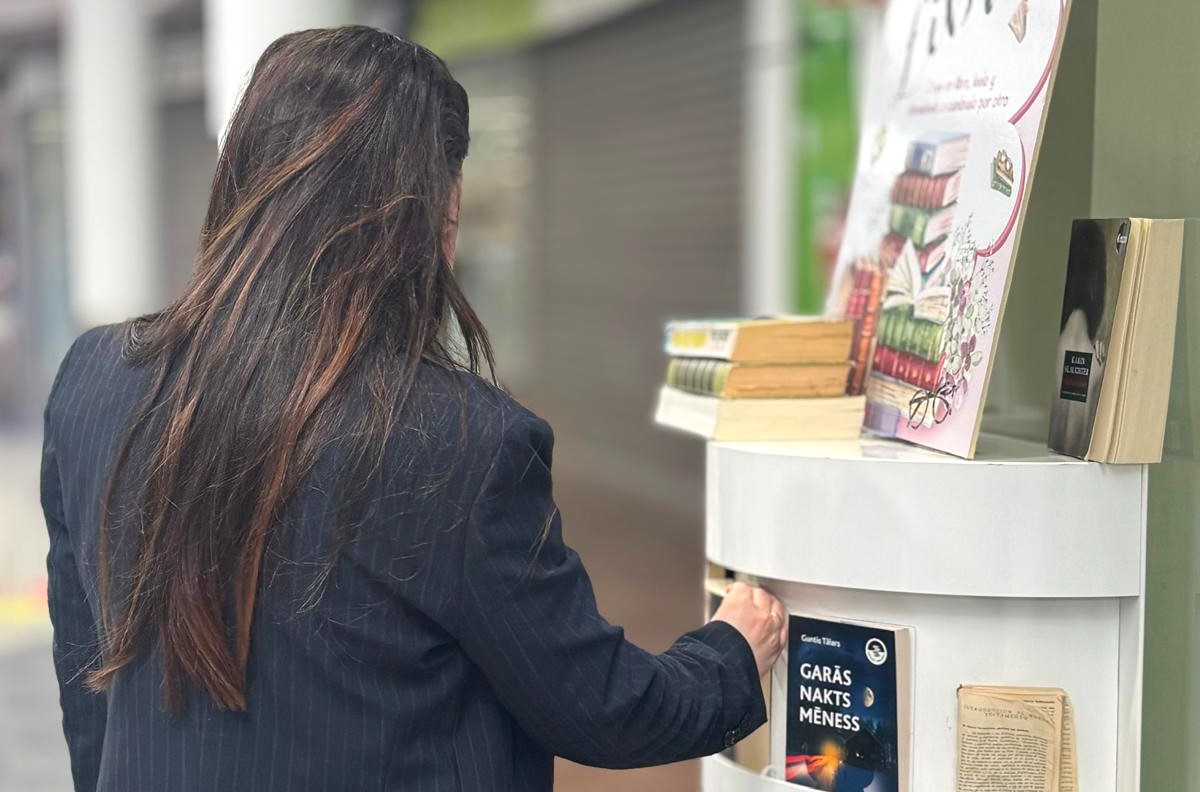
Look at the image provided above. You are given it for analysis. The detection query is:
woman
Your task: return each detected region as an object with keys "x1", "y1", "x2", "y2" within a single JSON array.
[{"x1": 41, "y1": 26, "x2": 786, "y2": 791}]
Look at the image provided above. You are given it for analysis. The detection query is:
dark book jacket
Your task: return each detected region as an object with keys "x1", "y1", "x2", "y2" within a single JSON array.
[
  {"x1": 781, "y1": 615, "x2": 910, "y2": 791},
  {"x1": 1048, "y1": 218, "x2": 1129, "y2": 458}
]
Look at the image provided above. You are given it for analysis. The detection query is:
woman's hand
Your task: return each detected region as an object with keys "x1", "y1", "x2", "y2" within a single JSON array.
[{"x1": 710, "y1": 582, "x2": 788, "y2": 677}]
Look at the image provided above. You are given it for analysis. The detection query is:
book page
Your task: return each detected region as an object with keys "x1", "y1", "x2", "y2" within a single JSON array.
[
  {"x1": 1059, "y1": 695, "x2": 1076, "y2": 792},
  {"x1": 956, "y1": 687, "x2": 1062, "y2": 792}
]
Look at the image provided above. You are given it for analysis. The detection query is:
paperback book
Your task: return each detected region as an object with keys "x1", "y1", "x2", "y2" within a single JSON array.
[
  {"x1": 772, "y1": 614, "x2": 913, "y2": 792},
  {"x1": 1047, "y1": 218, "x2": 1184, "y2": 462}
]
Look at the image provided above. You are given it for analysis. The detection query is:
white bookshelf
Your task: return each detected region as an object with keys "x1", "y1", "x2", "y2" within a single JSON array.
[{"x1": 702, "y1": 434, "x2": 1147, "y2": 792}]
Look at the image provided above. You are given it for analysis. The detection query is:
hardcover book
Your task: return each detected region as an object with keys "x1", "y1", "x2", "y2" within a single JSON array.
[
  {"x1": 1047, "y1": 218, "x2": 1184, "y2": 462},
  {"x1": 772, "y1": 614, "x2": 913, "y2": 792},
  {"x1": 905, "y1": 131, "x2": 969, "y2": 176},
  {"x1": 889, "y1": 170, "x2": 963, "y2": 210},
  {"x1": 827, "y1": 0, "x2": 1073, "y2": 458},
  {"x1": 845, "y1": 259, "x2": 886, "y2": 394},
  {"x1": 888, "y1": 204, "x2": 957, "y2": 248}
]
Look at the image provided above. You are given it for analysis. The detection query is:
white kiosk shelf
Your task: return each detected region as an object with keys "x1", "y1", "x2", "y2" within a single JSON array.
[{"x1": 702, "y1": 434, "x2": 1147, "y2": 792}]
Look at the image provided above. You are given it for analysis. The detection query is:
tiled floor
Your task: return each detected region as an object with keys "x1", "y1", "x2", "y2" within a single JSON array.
[{"x1": 0, "y1": 431, "x2": 707, "y2": 791}]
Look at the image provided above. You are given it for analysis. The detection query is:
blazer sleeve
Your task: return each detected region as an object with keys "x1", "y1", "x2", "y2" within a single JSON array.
[
  {"x1": 42, "y1": 348, "x2": 108, "y2": 792},
  {"x1": 447, "y1": 411, "x2": 766, "y2": 769}
]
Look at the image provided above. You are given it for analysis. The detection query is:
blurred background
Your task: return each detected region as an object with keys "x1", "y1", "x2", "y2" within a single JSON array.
[{"x1": 0, "y1": 0, "x2": 1196, "y2": 790}]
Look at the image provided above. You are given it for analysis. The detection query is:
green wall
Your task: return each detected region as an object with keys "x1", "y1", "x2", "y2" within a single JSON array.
[
  {"x1": 1091, "y1": 2, "x2": 1200, "y2": 788},
  {"x1": 987, "y1": 1, "x2": 1199, "y2": 786}
]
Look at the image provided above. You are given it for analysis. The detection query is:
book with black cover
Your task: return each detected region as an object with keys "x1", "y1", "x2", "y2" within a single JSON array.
[
  {"x1": 774, "y1": 614, "x2": 912, "y2": 792},
  {"x1": 1048, "y1": 217, "x2": 1184, "y2": 462}
]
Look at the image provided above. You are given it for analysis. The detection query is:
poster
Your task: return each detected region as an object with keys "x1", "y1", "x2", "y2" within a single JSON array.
[{"x1": 827, "y1": 0, "x2": 1071, "y2": 458}]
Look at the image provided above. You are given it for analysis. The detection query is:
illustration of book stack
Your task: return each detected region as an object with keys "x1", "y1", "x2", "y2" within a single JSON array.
[
  {"x1": 864, "y1": 131, "x2": 965, "y2": 432},
  {"x1": 881, "y1": 131, "x2": 966, "y2": 271},
  {"x1": 844, "y1": 257, "x2": 886, "y2": 395}
]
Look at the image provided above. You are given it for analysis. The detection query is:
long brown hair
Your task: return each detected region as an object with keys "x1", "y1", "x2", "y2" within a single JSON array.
[{"x1": 90, "y1": 27, "x2": 492, "y2": 713}]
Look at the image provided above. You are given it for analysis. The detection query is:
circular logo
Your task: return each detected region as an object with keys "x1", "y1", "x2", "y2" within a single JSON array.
[{"x1": 865, "y1": 638, "x2": 888, "y2": 666}]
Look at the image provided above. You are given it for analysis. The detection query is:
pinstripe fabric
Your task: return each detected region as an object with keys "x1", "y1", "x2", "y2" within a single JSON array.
[{"x1": 40, "y1": 323, "x2": 766, "y2": 791}]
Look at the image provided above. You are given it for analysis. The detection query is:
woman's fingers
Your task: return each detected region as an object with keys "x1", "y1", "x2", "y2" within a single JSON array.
[{"x1": 711, "y1": 583, "x2": 789, "y2": 676}]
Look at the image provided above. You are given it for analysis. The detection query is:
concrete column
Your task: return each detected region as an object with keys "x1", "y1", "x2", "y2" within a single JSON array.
[
  {"x1": 205, "y1": 0, "x2": 355, "y2": 141},
  {"x1": 63, "y1": 0, "x2": 159, "y2": 327},
  {"x1": 742, "y1": 0, "x2": 793, "y2": 316}
]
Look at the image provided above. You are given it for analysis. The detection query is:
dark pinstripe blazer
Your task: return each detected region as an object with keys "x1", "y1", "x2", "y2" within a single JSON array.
[{"x1": 41, "y1": 324, "x2": 766, "y2": 791}]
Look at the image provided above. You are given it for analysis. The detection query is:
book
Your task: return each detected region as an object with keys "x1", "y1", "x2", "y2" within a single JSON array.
[
  {"x1": 865, "y1": 373, "x2": 921, "y2": 421},
  {"x1": 878, "y1": 309, "x2": 945, "y2": 363},
  {"x1": 665, "y1": 317, "x2": 854, "y2": 363},
  {"x1": 872, "y1": 346, "x2": 944, "y2": 391},
  {"x1": 654, "y1": 386, "x2": 865, "y2": 442},
  {"x1": 772, "y1": 614, "x2": 913, "y2": 791},
  {"x1": 889, "y1": 169, "x2": 963, "y2": 209},
  {"x1": 956, "y1": 686, "x2": 1077, "y2": 792},
  {"x1": 846, "y1": 259, "x2": 886, "y2": 395},
  {"x1": 888, "y1": 204, "x2": 957, "y2": 248},
  {"x1": 825, "y1": 0, "x2": 1072, "y2": 458},
  {"x1": 905, "y1": 132, "x2": 970, "y2": 176},
  {"x1": 864, "y1": 372, "x2": 951, "y2": 432},
  {"x1": 1048, "y1": 217, "x2": 1185, "y2": 462},
  {"x1": 879, "y1": 233, "x2": 947, "y2": 274},
  {"x1": 705, "y1": 577, "x2": 771, "y2": 773},
  {"x1": 665, "y1": 358, "x2": 850, "y2": 399}
]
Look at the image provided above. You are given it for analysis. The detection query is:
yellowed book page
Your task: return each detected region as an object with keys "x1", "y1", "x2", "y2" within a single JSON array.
[
  {"x1": 956, "y1": 687, "x2": 1062, "y2": 792},
  {"x1": 1059, "y1": 694, "x2": 1076, "y2": 792},
  {"x1": 1089, "y1": 220, "x2": 1144, "y2": 459}
]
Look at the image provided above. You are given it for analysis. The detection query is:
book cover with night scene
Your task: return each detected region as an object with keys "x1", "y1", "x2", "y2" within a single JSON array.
[{"x1": 782, "y1": 615, "x2": 912, "y2": 791}]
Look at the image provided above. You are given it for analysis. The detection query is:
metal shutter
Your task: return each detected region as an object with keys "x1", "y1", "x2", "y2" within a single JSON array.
[{"x1": 527, "y1": 0, "x2": 743, "y2": 512}]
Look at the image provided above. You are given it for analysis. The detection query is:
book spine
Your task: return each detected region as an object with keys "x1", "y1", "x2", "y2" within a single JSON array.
[
  {"x1": 669, "y1": 358, "x2": 734, "y2": 397},
  {"x1": 848, "y1": 266, "x2": 884, "y2": 395}
]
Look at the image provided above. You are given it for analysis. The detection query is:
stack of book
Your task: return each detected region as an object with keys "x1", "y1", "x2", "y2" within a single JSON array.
[
  {"x1": 863, "y1": 132, "x2": 965, "y2": 430},
  {"x1": 881, "y1": 131, "x2": 966, "y2": 273},
  {"x1": 654, "y1": 317, "x2": 865, "y2": 441}
]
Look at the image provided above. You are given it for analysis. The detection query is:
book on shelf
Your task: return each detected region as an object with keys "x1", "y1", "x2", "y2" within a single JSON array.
[
  {"x1": 888, "y1": 203, "x2": 957, "y2": 248},
  {"x1": 772, "y1": 614, "x2": 913, "y2": 791},
  {"x1": 905, "y1": 131, "x2": 969, "y2": 177},
  {"x1": 666, "y1": 358, "x2": 850, "y2": 399},
  {"x1": 956, "y1": 686, "x2": 1077, "y2": 792},
  {"x1": 889, "y1": 169, "x2": 963, "y2": 209},
  {"x1": 664, "y1": 317, "x2": 854, "y2": 363},
  {"x1": 705, "y1": 577, "x2": 771, "y2": 773},
  {"x1": 1048, "y1": 217, "x2": 1185, "y2": 463},
  {"x1": 654, "y1": 386, "x2": 865, "y2": 442}
]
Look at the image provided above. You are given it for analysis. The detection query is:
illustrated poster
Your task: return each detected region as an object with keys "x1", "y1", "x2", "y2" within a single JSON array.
[{"x1": 827, "y1": 0, "x2": 1072, "y2": 458}]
